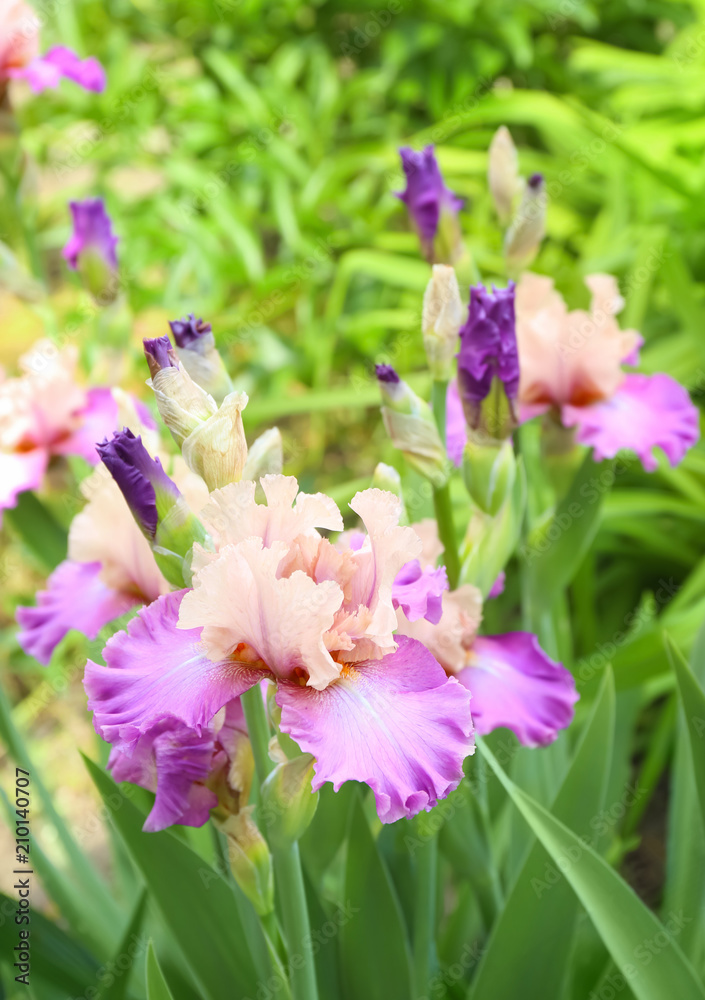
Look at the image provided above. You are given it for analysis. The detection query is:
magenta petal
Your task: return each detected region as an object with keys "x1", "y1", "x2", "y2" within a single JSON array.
[
  {"x1": 55, "y1": 387, "x2": 118, "y2": 464},
  {"x1": 108, "y1": 719, "x2": 217, "y2": 832},
  {"x1": 446, "y1": 379, "x2": 467, "y2": 467},
  {"x1": 457, "y1": 632, "x2": 578, "y2": 747},
  {"x1": 488, "y1": 571, "x2": 506, "y2": 599},
  {"x1": 84, "y1": 590, "x2": 262, "y2": 746},
  {"x1": 0, "y1": 449, "x2": 47, "y2": 513},
  {"x1": 393, "y1": 559, "x2": 447, "y2": 624},
  {"x1": 562, "y1": 373, "x2": 699, "y2": 472},
  {"x1": 41, "y1": 46, "x2": 105, "y2": 92},
  {"x1": 277, "y1": 636, "x2": 474, "y2": 824},
  {"x1": 16, "y1": 560, "x2": 137, "y2": 666}
]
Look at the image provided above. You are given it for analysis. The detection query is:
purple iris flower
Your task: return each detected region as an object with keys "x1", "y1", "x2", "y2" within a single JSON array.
[
  {"x1": 457, "y1": 282, "x2": 519, "y2": 432},
  {"x1": 97, "y1": 429, "x2": 181, "y2": 540},
  {"x1": 169, "y1": 314, "x2": 212, "y2": 351},
  {"x1": 62, "y1": 198, "x2": 118, "y2": 273},
  {"x1": 398, "y1": 146, "x2": 463, "y2": 260},
  {"x1": 144, "y1": 335, "x2": 179, "y2": 377}
]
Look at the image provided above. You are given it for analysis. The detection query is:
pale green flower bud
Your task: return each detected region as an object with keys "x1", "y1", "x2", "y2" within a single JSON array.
[
  {"x1": 376, "y1": 365, "x2": 448, "y2": 488},
  {"x1": 462, "y1": 436, "x2": 516, "y2": 517},
  {"x1": 422, "y1": 265, "x2": 463, "y2": 380},
  {"x1": 169, "y1": 314, "x2": 234, "y2": 405},
  {"x1": 260, "y1": 753, "x2": 319, "y2": 850},
  {"x1": 372, "y1": 462, "x2": 408, "y2": 522},
  {"x1": 488, "y1": 126, "x2": 521, "y2": 225},
  {"x1": 504, "y1": 173, "x2": 546, "y2": 272},
  {"x1": 243, "y1": 427, "x2": 284, "y2": 482},
  {"x1": 218, "y1": 807, "x2": 274, "y2": 916}
]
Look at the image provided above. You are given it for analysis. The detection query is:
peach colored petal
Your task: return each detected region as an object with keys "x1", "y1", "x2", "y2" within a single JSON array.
[
  {"x1": 412, "y1": 518, "x2": 444, "y2": 567},
  {"x1": 396, "y1": 584, "x2": 483, "y2": 675},
  {"x1": 516, "y1": 272, "x2": 642, "y2": 409},
  {"x1": 0, "y1": 0, "x2": 39, "y2": 76},
  {"x1": 69, "y1": 469, "x2": 169, "y2": 601},
  {"x1": 179, "y1": 538, "x2": 345, "y2": 690},
  {"x1": 199, "y1": 474, "x2": 343, "y2": 551}
]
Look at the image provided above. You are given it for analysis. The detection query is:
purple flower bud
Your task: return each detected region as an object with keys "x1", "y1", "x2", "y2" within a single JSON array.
[
  {"x1": 375, "y1": 364, "x2": 401, "y2": 385},
  {"x1": 143, "y1": 336, "x2": 178, "y2": 379},
  {"x1": 97, "y1": 429, "x2": 181, "y2": 540},
  {"x1": 397, "y1": 145, "x2": 463, "y2": 261},
  {"x1": 62, "y1": 198, "x2": 118, "y2": 273},
  {"x1": 457, "y1": 283, "x2": 519, "y2": 436},
  {"x1": 169, "y1": 313, "x2": 212, "y2": 351},
  {"x1": 527, "y1": 172, "x2": 544, "y2": 190}
]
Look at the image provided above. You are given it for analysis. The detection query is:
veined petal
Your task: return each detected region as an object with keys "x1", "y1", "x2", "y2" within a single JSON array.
[
  {"x1": 276, "y1": 636, "x2": 474, "y2": 824},
  {"x1": 85, "y1": 590, "x2": 263, "y2": 746},
  {"x1": 457, "y1": 632, "x2": 578, "y2": 747},
  {"x1": 16, "y1": 560, "x2": 138, "y2": 666},
  {"x1": 562, "y1": 372, "x2": 699, "y2": 472},
  {"x1": 108, "y1": 719, "x2": 217, "y2": 832},
  {"x1": 179, "y1": 537, "x2": 344, "y2": 690},
  {"x1": 392, "y1": 558, "x2": 447, "y2": 624}
]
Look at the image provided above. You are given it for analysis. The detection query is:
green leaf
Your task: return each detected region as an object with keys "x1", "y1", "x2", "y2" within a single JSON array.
[
  {"x1": 146, "y1": 943, "x2": 176, "y2": 1000},
  {"x1": 665, "y1": 633, "x2": 705, "y2": 834},
  {"x1": 340, "y1": 792, "x2": 413, "y2": 1000},
  {"x1": 83, "y1": 755, "x2": 269, "y2": 1000},
  {"x1": 480, "y1": 743, "x2": 705, "y2": 1000},
  {"x1": 523, "y1": 453, "x2": 610, "y2": 614},
  {"x1": 469, "y1": 668, "x2": 615, "y2": 1000},
  {"x1": 3, "y1": 490, "x2": 68, "y2": 570},
  {"x1": 97, "y1": 890, "x2": 148, "y2": 1000}
]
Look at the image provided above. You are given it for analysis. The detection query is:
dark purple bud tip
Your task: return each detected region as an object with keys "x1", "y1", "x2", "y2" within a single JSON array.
[
  {"x1": 169, "y1": 313, "x2": 212, "y2": 349},
  {"x1": 97, "y1": 428, "x2": 181, "y2": 539},
  {"x1": 528, "y1": 173, "x2": 544, "y2": 189},
  {"x1": 143, "y1": 335, "x2": 178, "y2": 378},
  {"x1": 375, "y1": 364, "x2": 401, "y2": 384}
]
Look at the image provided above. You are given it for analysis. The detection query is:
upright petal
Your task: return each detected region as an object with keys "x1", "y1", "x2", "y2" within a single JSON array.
[
  {"x1": 179, "y1": 538, "x2": 344, "y2": 690},
  {"x1": 108, "y1": 719, "x2": 218, "y2": 832},
  {"x1": 456, "y1": 632, "x2": 578, "y2": 746},
  {"x1": 396, "y1": 584, "x2": 483, "y2": 675},
  {"x1": 277, "y1": 636, "x2": 474, "y2": 824},
  {"x1": 562, "y1": 372, "x2": 699, "y2": 472},
  {"x1": 84, "y1": 590, "x2": 263, "y2": 746},
  {"x1": 392, "y1": 559, "x2": 448, "y2": 624},
  {"x1": 16, "y1": 560, "x2": 138, "y2": 665}
]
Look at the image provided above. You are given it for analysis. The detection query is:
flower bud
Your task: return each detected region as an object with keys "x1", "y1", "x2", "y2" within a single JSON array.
[
  {"x1": 242, "y1": 427, "x2": 283, "y2": 482},
  {"x1": 372, "y1": 462, "x2": 408, "y2": 523},
  {"x1": 144, "y1": 336, "x2": 249, "y2": 492},
  {"x1": 488, "y1": 126, "x2": 520, "y2": 225},
  {"x1": 504, "y1": 173, "x2": 546, "y2": 272},
  {"x1": 457, "y1": 283, "x2": 519, "y2": 441},
  {"x1": 422, "y1": 265, "x2": 463, "y2": 380},
  {"x1": 169, "y1": 313, "x2": 234, "y2": 405},
  {"x1": 97, "y1": 429, "x2": 207, "y2": 586},
  {"x1": 397, "y1": 145, "x2": 464, "y2": 264},
  {"x1": 217, "y1": 807, "x2": 274, "y2": 916},
  {"x1": 62, "y1": 198, "x2": 119, "y2": 304},
  {"x1": 376, "y1": 365, "x2": 448, "y2": 488},
  {"x1": 462, "y1": 436, "x2": 516, "y2": 517},
  {"x1": 260, "y1": 753, "x2": 319, "y2": 850}
]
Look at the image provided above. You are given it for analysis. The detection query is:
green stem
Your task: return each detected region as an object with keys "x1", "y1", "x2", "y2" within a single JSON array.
[
  {"x1": 413, "y1": 829, "x2": 437, "y2": 997},
  {"x1": 433, "y1": 482, "x2": 460, "y2": 589},
  {"x1": 431, "y1": 379, "x2": 447, "y2": 445},
  {"x1": 273, "y1": 844, "x2": 319, "y2": 1000},
  {"x1": 241, "y1": 686, "x2": 319, "y2": 1000}
]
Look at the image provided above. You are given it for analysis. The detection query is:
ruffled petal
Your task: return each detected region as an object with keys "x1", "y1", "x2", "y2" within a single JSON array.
[
  {"x1": 16, "y1": 560, "x2": 137, "y2": 666},
  {"x1": 562, "y1": 372, "x2": 699, "y2": 472},
  {"x1": 179, "y1": 538, "x2": 344, "y2": 690},
  {"x1": 0, "y1": 448, "x2": 47, "y2": 512},
  {"x1": 277, "y1": 636, "x2": 474, "y2": 824},
  {"x1": 108, "y1": 719, "x2": 217, "y2": 832},
  {"x1": 456, "y1": 632, "x2": 578, "y2": 747},
  {"x1": 84, "y1": 590, "x2": 263, "y2": 746},
  {"x1": 445, "y1": 379, "x2": 466, "y2": 467},
  {"x1": 55, "y1": 387, "x2": 118, "y2": 463},
  {"x1": 392, "y1": 559, "x2": 448, "y2": 624}
]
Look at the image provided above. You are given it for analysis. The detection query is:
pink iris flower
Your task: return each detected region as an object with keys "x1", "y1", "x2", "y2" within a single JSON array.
[
  {"x1": 8, "y1": 44, "x2": 105, "y2": 93},
  {"x1": 447, "y1": 273, "x2": 699, "y2": 472},
  {"x1": 0, "y1": 0, "x2": 39, "y2": 82},
  {"x1": 0, "y1": 341, "x2": 120, "y2": 516},
  {"x1": 84, "y1": 477, "x2": 474, "y2": 827}
]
